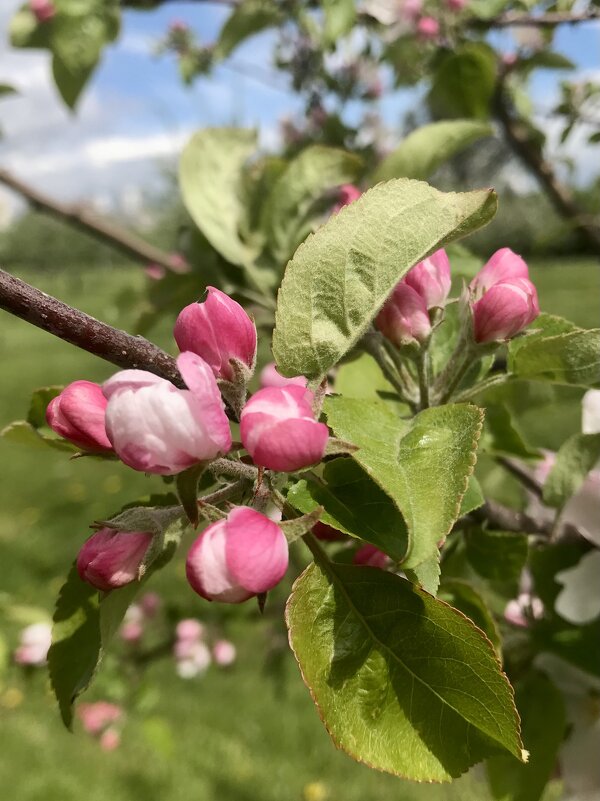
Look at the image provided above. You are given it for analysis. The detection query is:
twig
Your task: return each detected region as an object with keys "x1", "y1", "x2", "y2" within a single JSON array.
[
  {"x1": 494, "y1": 82, "x2": 600, "y2": 255},
  {"x1": 0, "y1": 268, "x2": 185, "y2": 385},
  {"x1": 497, "y1": 456, "x2": 543, "y2": 499},
  {"x1": 474, "y1": 10, "x2": 600, "y2": 28},
  {"x1": 0, "y1": 168, "x2": 183, "y2": 273}
]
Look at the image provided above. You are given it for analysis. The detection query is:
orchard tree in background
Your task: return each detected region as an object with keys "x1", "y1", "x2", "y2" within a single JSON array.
[{"x1": 1, "y1": 2, "x2": 600, "y2": 800}]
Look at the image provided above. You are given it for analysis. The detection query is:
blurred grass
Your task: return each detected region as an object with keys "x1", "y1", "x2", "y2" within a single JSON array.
[{"x1": 1, "y1": 257, "x2": 596, "y2": 800}]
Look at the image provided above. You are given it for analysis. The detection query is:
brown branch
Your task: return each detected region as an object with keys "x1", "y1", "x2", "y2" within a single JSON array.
[
  {"x1": 475, "y1": 10, "x2": 600, "y2": 28},
  {"x1": 494, "y1": 83, "x2": 600, "y2": 256},
  {"x1": 497, "y1": 456, "x2": 543, "y2": 499},
  {"x1": 0, "y1": 268, "x2": 184, "y2": 386},
  {"x1": 0, "y1": 168, "x2": 183, "y2": 273}
]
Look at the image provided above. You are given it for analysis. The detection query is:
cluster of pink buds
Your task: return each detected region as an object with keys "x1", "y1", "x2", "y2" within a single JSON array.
[
  {"x1": 13, "y1": 622, "x2": 52, "y2": 667},
  {"x1": 416, "y1": 16, "x2": 440, "y2": 40},
  {"x1": 173, "y1": 618, "x2": 237, "y2": 677},
  {"x1": 470, "y1": 248, "x2": 540, "y2": 343},
  {"x1": 446, "y1": 0, "x2": 468, "y2": 11},
  {"x1": 376, "y1": 248, "x2": 450, "y2": 346},
  {"x1": 30, "y1": 0, "x2": 55, "y2": 23},
  {"x1": 77, "y1": 702, "x2": 124, "y2": 750},
  {"x1": 119, "y1": 592, "x2": 162, "y2": 643}
]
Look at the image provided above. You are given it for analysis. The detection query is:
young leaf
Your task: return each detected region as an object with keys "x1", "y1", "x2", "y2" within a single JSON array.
[
  {"x1": 286, "y1": 559, "x2": 525, "y2": 782},
  {"x1": 510, "y1": 327, "x2": 600, "y2": 388},
  {"x1": 48, "y1": 566, "x2": 101, "y2": 729},
  {"x1": 215, "y1": 0, "x2": 282, "y2": 59},
  {"x1": 262, "y1": 146, "x2": 362, "y2": 266},
  {"x1": 428, "y1": 44, "x2": 497, "y2": 120},
  {"x1": 322, "y1": 0, "x2": 356, "y2": 44},
  {"x1": 372, "y1": 120, "x2": 492, "y2": 183},
  {"x1": 1, "y1": 420, "x2": 78, "y2": 453},
  {"x1": 465, "y1": 529, "x2": 528, "y2": 584},
  {"x1": 287, "y1": 458, "x2": 409, "y2": 561},
  {"x1": 439, "y1": 579, "x2": 501, "y2": 652},
  {"x1": 460, "y1": 475, "x2": 485, "y2": 516},
  {"x1": 405, "y1": 554, "x2": 441, "y2": 596},
  {"x1": 273, "y1": 179, "x2": 497, "y2": 378},
  {"x1": 543, "y1": 432, "x2": 600, "y2": 509},
  {"x1": 26, "y1": 385, "x2": 63, "y2": 428},
  {"x1": 481, "y1": 404, "x2": 540, "y2": 459},
  {"x1": 486, "y1": 671, "x2": 566, "y2": 801},
  {"x1": 324, "y1": 397, "x2": 483, "y2": 567},
  {"x1": 179, "y1": 128, "x2": 258, "y2": 267}
]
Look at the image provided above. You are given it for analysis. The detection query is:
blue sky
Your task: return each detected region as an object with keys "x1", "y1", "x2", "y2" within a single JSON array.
[{"x1": 0, "y1": 1, "x2": 598, "y2": 222}]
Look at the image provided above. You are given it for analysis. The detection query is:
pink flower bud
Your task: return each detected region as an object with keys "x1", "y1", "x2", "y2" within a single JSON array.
[
  {"x1": 30, "y1": 0, "x2": 55, "y2": 23},
  {"x1": 473, "y1": 277, "x2": 540, "y2": 343},
  {"x1": 375, "y1": 283, "x2": 432, "y2": 346},
  {"x1": 14, "y1": 622, "x2": 52, "y2": 666},
  {"x1": 353, "y1": 544, "x2": 389, "y2": 569},
  {"x1": 446, "y1": 0, "x2": 467, "y2": 11},
  {"x1": 139, "y1": 591, "x2": 161, "y2": 618},
  {"x1": 403, "y1": 0, "x2": 423, "y2": 21},
  {"x1": 504, "y1": 593, "x2": 544, "y2": 628},
  {"x1": 77, "y1": 528, "x2": 153, "y2": 592},
  {"x1": 416, "y1": 16, "x2": 440, "y2": 40},
  {"x1": 169, "y1": 19, "x2": 188, "y2": 34},
  {"x1": 103, "y1": 352, "x2": 231, "y2": 474},
  {"x1": 470, "y1": 248, "x2": 530, "y2": 297},
  {"x1": 175, "y1": 641, "x2": 211, "y2": 678},
  {"x1": 145, "y1": 263, "x2": 165, "y2": 281},
  {"x1": 169, "y1": 252, "x2": 190, "y2": 274},
  {"x1": 100, "y1": 728, "x2": 121, "y2": 751},
  {"x1": 404, "y1": 249, "x2": 451, "y2": 309},
  {"x1": 46, "y1": 381, "x2": 112, "y2": 452},
  {"x1": 120, "y1": 621, "x2": 143, "y2": 643},
  {"x1": 174, "y1": 287, "x2": 257, "y2": 382},
  {"x1": 259, "y1": 362, "x2": 307, "y2": 390},
  {"x1": 313, "y1": 522, "x2": 346, "y2": 542},
  {"x1": 213, "y1": 639, "x2": 237, "y2": 666},
  {"x1": 240, "y1": 386, "x2": 329, "y2": 472},
  {"x1": 186, "y1": 507, "x2": 289, "y2": 603},
  {"x1": 78, "y1": 702, "x2": 123, "y2": 736},
  {"x1": 332, "y1": 184, "x2": 362, "y2": 214},
  {"x1": 175, "y1": 618, "x2": 205, "y2": 642}
]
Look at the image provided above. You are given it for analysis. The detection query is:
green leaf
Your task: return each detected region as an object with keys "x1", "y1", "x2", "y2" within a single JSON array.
[
  {"x1": 516, "y1": 52, "x2": 575, "y2": 75},
  {"x1": 52, "y1": 53, "x2": 97, "y2": 109},
  {"x1": 372, "y1": 120, "x2": 492, "y2": 184},
  {"x1": 262, "y1": 146, "x2": 362, "y2": 267},
  {"x1": 333, "y1": 353, "x2": 397, "y2": 401},
  {"x1": 27, "y1": 385, "x2": 63, "y2": 428},
  {"x1": 511, "y1": 328, "x2": 600, "y2": 387},
  {"x1": 439, "y1": 578, "x2": 501, "y2": 652},
  {"x1": 460, "y1": 475, "x2": 486, "y2": 516},
  {"x1": 543, "y1": 432, "x2": 600, "y2": 508},
  {"x1": 176, "y1": 463, "x2": 206, "y2": 526},
  {"x1": 10, "y1": 7, "x2": 51, "y2": 48},
  {"x1": 48, "y1": 565, "x2": 101, "y2": 729},
  {"x1": 481, "y1": 404, "x2": 540, "y2": 459},
  {"x1": 1, "y1": 420, "x2": 78, "y2": 453},
  {"x1": 405, "y1": 554, "x2": 441, "y2": 596},
  {"x1": 287, "y1": 458, "x2": 409, "y2": 561},
  {"x1": 179, "y1": 128, "x2": 258, "y2": 267},
  {"x1": 273, "y1": 179, "x2": 497, "y2": 379},
  {"x1": 324, "y1": 397, "x2": 484, "y2": 567},
  {"x1": 322, "y1": 0, "x2": 356, "y2": 45},
  {"x1": 486, "y1": 671, "x2": 566, "y2": 801},
  {"x1": 465, "y1": 528, "x2": 528, "y2": 584},
  {"x1": 286, "y1": 559, "x2": 524, "y2": 782},
  {"x1": 215, "y1": 0, "x2": 282, "y2": 59},
  {"x1": 0, "y1": 83, "x2": 17, "y2": 97},
  {"x1": 429, "y1": 44, "x2": 497, "y2": 121}
]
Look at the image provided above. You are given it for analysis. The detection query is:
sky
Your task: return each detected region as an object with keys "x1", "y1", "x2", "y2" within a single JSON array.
[{"x1": 0, "y1": 1, "x2": 598, "y2": 225}]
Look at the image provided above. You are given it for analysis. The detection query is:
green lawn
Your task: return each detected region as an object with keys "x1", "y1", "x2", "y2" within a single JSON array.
[{"x1": 1, "y1": 259, "x2": 595, "y2": 800}]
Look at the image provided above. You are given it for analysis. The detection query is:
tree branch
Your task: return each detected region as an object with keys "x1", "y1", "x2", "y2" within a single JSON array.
[
  {"x1": 0, "y1": 168, "x2": 184, "y2": 273},
  {"x1": 494, "y1": 82, "x2": 600, "y2": 255},
  {"x1": 0, "y1": 268, "x2": 185, "y2": 386},
  {"x1": 477, "y1": 10, "x2": 600, "y2": 28}
]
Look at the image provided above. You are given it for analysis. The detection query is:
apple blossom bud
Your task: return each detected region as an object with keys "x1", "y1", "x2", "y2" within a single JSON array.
[
  {"x1": 78, "y1": 702, "x2": 123, "y2": 736},
  {"x1": 259, "y1": 362, "x2": 307, "y2": 390},
  {"x1": 332, "y1": 184, "x2": 362, "y2": 214},
  {"x1": 404, "y1": 249, "x2": 451, "y2": 309},
  {"x1": 175, "y1": 641, "x2": 211, "y2": 678},
  {"x1": 470, "y1": 248, "x2": 529, "y2": 297},
  {"x1": 416, "y1": 16, "x2": 440, "y2": 40},
  {"x1": 473, "y1": 277, "x2": 540, "y2": 343},
  {"x1": 186, "y1": 507, "x2": 289, "y2": 603},
  {"x1": 145, "y1": 263, "x2": 165, "y2": 281},
  {"x1": 446, "y1": 0, "x2": 467, "y2": 11},
  {"x1": 353, "y1": 544, "x2": 389, "y2": 569},
  {"x1": 103, "y1": 352, "x2": 231, "y2": 475},
  {"x1": 77, "y1": 528, "x2": 153, "y2": 592},
  {"x1": 504, "y1": 593, "x2": 544, "y2": 628},
  {"x1": 174, "y1": 287, "x2": 257, "y2": 382},
  {"x1": 14, "y1": 622, "x2": 52, "y2": 667},
  {"x1": 403, "y1": 0, "x2": 423, "y2": 21},
  {"x1": 175, "y1": 619, "x2": 205, "y2": 641},
  {"x1": 139, "y1": 591, "x2": 161, "y2": 618},
  {"x1": 375, "y1": 283, "x2": 432, "y2": 346},
  {"x1": 213, "y1": 639, "x2": 237, "y2": 667},
  {"x1": 100, "y1": 728, "x2": 121, "y2": 751},
  {"x1": 30, "y1": 0, "x2": 55, "y2": 23},
  {"x1": 46, "y1": 381, "x2": 112, "y2": 452},
  {"x1": 240, "y1": 386, "x2": 329, "y2": 472},
  {"x1": 120, "y1": 621, "x2": 143, "y2": 643}
]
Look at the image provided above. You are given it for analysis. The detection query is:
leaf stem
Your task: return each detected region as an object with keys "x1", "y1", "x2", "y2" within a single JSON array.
[{"x1": 416, "y1": 348, "x2": 430, "y2": 410}]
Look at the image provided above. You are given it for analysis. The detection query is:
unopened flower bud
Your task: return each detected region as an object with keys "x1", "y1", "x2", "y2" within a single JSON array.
[
  {"x1": 375, "y1": 283, "x2": 432, "y2": 346},
  {"x1": 103, "y1": 352, "x2": 231, "y2": 475},
  {"x1": 470, "y1": 247, "x2": 529, "y2": 297},
  {"x1": 174, "y1": 287, "x2": 257, "y2": 382},
  {"x1": 353, "y1": 544, "x2": 389, "y2": 569},
  {"x1": 473, "y1": 277, "x2": 539, "y2": 343},
  {"x1": 446, "y1": 0, "x2": 468, "y2": 11},
  {"x1": 240, "y1": 386, "x2": 329, "y2": 472},
  {"x1": 30, "y1": 0, "x2": 55, "y2": 23},
  {"x1": 100, "y1": 728, "x2": 121, "y2": 751},
  {"x1": 78, "y1": 702, "x2": 123, "y2": 736},
  {"x1": 332, "y1": 184, "x2": 362, "y2": 214},
  {"x1": 14, "y1": 622, "x2": 52, "y2": 666},
  {"x1": 259, "y1": 362, "x2": 307, "y2": 390},
  {"x1": 416, "y1": 16, "x2": 440, "y2": 40},
  {"x1": 139, "y1": 591, "x2": 161, "y2": 618},
  {"x1": 46, "y1": 381, "x2": 112, "y2": 452},
  {"x1": 404, "y1": 249, "x2": 451, "y2": 309},
  {"x1": 213, "y1": 639, "x2": 237, "y2": 666},
  {"x1": 186, "y1": 507, "x2": 289, "y2": 603},
  {"x1": 175, "y1": 618, "x2": 205, "y2": 641},
  {"x1": 77, "y1": 528, "x2": 153, "y2": 592}
]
